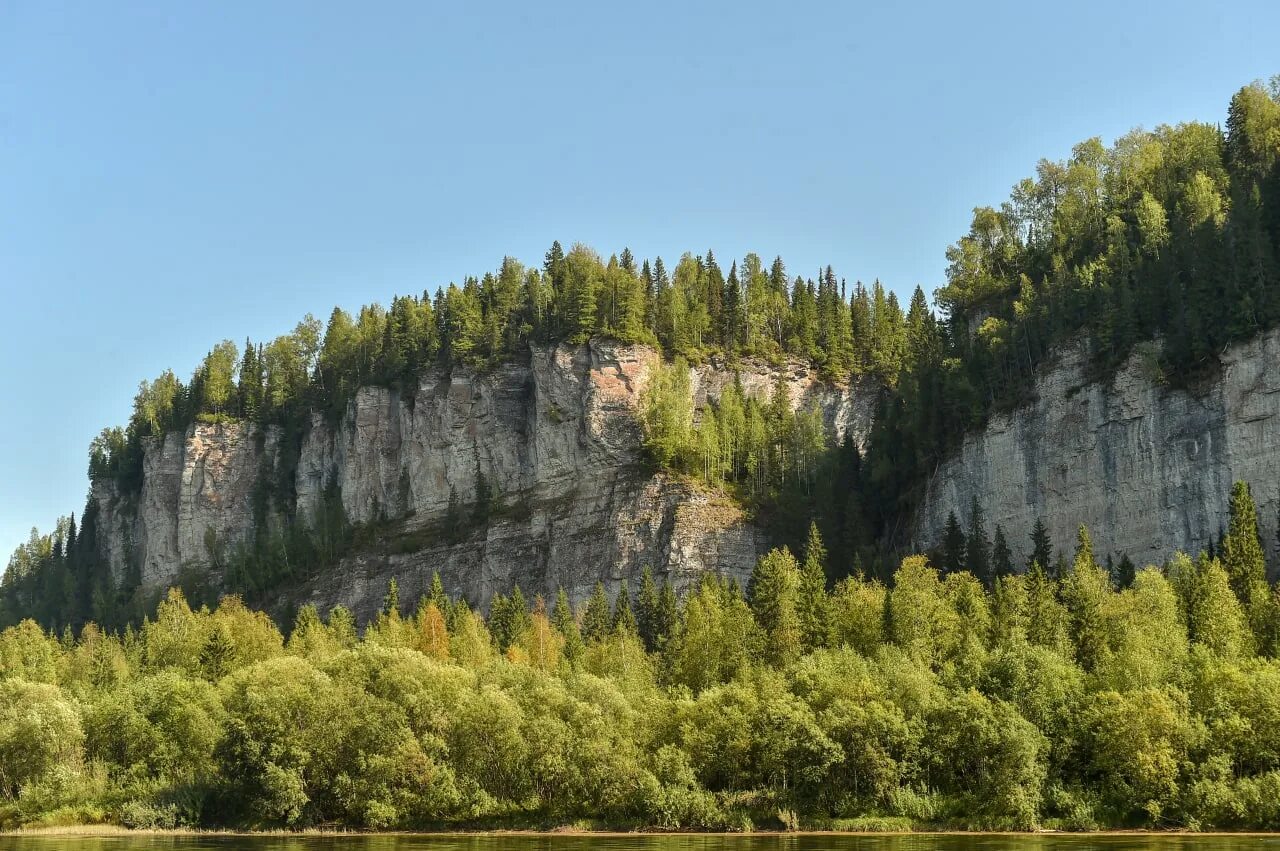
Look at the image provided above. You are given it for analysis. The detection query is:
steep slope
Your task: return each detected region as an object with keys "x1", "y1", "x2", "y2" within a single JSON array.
[
  {"x1": 914, "y1": 329, "x2": 1280, "y2": 571},
  {"x1": 91, "y1": 341, "x2": 874, "y2": 619}
]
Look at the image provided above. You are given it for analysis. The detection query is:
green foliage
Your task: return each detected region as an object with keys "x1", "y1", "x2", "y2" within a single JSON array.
[
  {"x1": 5, "y1": 76, "x2": 1280, "y2": 832},
  {"x1": 6, "y1": 511, "x2": 1280, "y2": 831}
]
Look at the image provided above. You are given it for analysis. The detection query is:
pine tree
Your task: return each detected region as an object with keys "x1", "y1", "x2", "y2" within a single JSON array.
[
  {"x1": 798, "y1": 522, "x2": 830, "y2": 651},
  {"x1": 509, "y1": 586, "x2": 532, "y2": 646},
  {"x1": 428, "y1": 571, "x2": 451, "y2": 625},
  {"x1": 1063, "y1": 525, "x2": 1111, "y2": 670},
  {"x1": 200, "y1": 622, "x2": 234, "y2": 680},
  {"x1": 612, "y1": 583, "x2": 638, "y2": 635},
  {"x1": 966, "y1": 496, "x2": 991, "y2": 585},
  {"x1": 472, "y1": 461, "x2": 492, "y2": 525},
  {"x1": 942, "y1": 511, "x2": 966, "y2": 575},
  {"x1": 722, "y1": 260, "x2": 743, "y2": 350},
  {"x1": 636, "y1": 566, "x2": 660, "y2": 651},
  {"x1": 749, "y1": 547, "x2": 803, "y2": 665},
  {"x1": 581, "y1": 582, "x2": 611, "y2": 643},
  {"x1": 1222, "y1": 481, "x2": 1266, "y2": 602},
  {"x1": 382, "y1": 578, "x2": 401, "y2": 618},
  {"x1": 992, "y1": 524, "x2": 1013, "y2": 579},
  {"x1": 1030, "y1": 517, "x2": 1053, "y2": 572},
  {"x1": 445, "y1": 485, "x2": 463, "y2": 543},
  {"x1": 1025, "y1": 560, "x2": 1068, "y2": 653},
  {"x1": 551, "y1": 588, "x2": 582, "y2": 661},
  {"x1": 654, "y1": 579, "x2": 679, "y2": 653},
  {"x1": 488, "y1": 592, "x2": 515, "y2": 652}
]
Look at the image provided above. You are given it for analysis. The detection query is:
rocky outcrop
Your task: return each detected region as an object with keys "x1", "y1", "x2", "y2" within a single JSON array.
[
  {"x1": 92, "y1": 341, "x2": 876, "y2": 616},
  {"x1": 914, "y1": 330, "x2": 1280, "y2": 572}
]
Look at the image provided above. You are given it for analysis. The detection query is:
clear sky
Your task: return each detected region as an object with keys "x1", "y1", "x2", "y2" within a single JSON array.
[{"x1": 1, "y1": 0, "x2": 1277, "y2": 558}]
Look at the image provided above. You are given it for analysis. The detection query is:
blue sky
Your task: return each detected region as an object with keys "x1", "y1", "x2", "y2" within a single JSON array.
[{"x1": 1, "y1": 0, "x2": 1277, "y2": 558}]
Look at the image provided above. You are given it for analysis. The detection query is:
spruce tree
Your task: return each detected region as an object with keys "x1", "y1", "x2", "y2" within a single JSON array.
[
  {"x1": 1116, "y1": 554, "x2": 1137, "y2": 589},
  {"x1": 471, "y1": 461, "x2": 492, "y2": 525},
  {"x1": 966, "y1": 496, "x2": 991, "y2": 585},
  {"x1": 200, "y1": 622, "x2": 234, "y2": 680},
  {"x1": 798, "y1": 522, "x2": 830, "y2": 651},
  {"x1": 581, "y1": 582, "x2": 611, "y2": 643},
  {"x1": 445, "y1": 486, "x2": 463, "y2": 542},
  {"x1": 992, "y1": 524, "x2": 1013, "y2": 580},
  {"x1": 749, "y1": 547, "x2": 803, "y2": 665},
  {"x1": 636, "y1": 566, "x2": 660, "y2": 651},
  {"x1": 428, "y1": 571, "x2": 451, "y2": 625},
  {"x1": 1025, "y1": 560, "x2": 1068, "y2": 653},
  {"x1": 1063, "y1": 525, "x2": 1111, "y2": 670},
  {"x1": 551, "y1": 588, "x2": 582, "y2": 661},
  {"x1": 1030, "y1": 517, "x2": 1053, "y2": 573},
  {"x1": 612, "y1": 583, "x2": 638, "y2": 635},
  {"x1": 654, "y1": 579, "x2": 679, "y2": 653},
  {"x1": 508, "y1": 586, "x2": 532, "y2": 646},
  {"x1": 382, "y1": 578, "x2": 401, "y2": 618},
  {"x1": 941, "y1": 511, "x2": 967, "y2": 575},
  {"x1": 1222, "y1": 481, "x2": 1266, "y2": 602},
  {"x1": 488, "y1": 592, "x2": 514, "y2": 652}
]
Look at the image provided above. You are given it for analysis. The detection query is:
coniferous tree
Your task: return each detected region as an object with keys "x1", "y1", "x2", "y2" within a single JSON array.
[
  {"x1": 636, "y1": 566, "x2": 660, "y2": 651},
  {"x1": 992, "y1": 524, "x2": 1013, "y2": 580},
  {"x1": 1063, "y1": 525, "x2": 1110, "y2": 670},
  {"x1": 1222, "y1": 480, "x2": 1267, "y2": 603},
  {"x1": 472, "y1": 462, "x2": 493, "y2": 525},
  {"x1": 508, "y1": 586, "x2": 532, "y2": 647},
  {"x1": 748, "y1": 547, "x2": 803, "y2": 665},
  {"x1": 1030, "y1": 517, "x2": 1053, "y2": 573},
  {"x1": 551, "y1": 588, "x2": 582, "y2": 661},
  {"x1": 966, "y1": 496, "x2": 991, "y2": 585},
  {"x1": 428, "y1": 571, "x2": 451, "y2": 624},
  {"x1": 488, "y1": 592, "x2": 515, "y2": 652},
  {"x1": 1025, "y1": 559, "x2": 1068, "y2": 653},
  {"x1": 941, "y1": 511, "x2": 967, "y2": 576},
  {"x1": 581, "y1": 582, "x2": 611, "y2": 643},
  {"x1": 1115, "y1": 554, "x2": 1137, "y2": 589},
  {"x1": 444, "y1": 486, "x2": 464, "y2": 543},
  {"x1": 798, "y1": 522, "x2": 830, "y2": 652},
  {"x1": 654, "y1": 579, "x2": 679, "y2": 654},
  {"x1": 612, "y1": 583, "x2": 638, "y2": 635}
]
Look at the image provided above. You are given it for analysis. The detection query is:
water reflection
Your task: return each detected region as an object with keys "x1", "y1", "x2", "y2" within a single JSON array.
[{"x1": 3, "y1": 835, "x2": 1280, "y2": 851}]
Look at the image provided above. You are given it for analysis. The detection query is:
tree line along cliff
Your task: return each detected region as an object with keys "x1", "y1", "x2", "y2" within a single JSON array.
[
  {"x1": 4, "y1": 493, "x2": 1280, "y2": 831},
  {"x1": 4, "y1": 78, "x2": 1280, "y2": 633}
]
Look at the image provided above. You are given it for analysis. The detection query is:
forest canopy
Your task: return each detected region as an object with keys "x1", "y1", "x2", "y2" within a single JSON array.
[
  {"x1": 4, "y1": 78, "x2": 1280, "y2": 643},
  {"x1": 4, "y1": 486, "x2": 1280, "y2": 831}
]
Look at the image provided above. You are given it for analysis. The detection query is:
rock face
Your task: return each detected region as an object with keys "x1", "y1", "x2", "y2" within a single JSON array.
[
  {"x1": 93, "y1": 341, "x2": 875, "y2": 619},
  {"x1": 914, "y1": 330, "x2": 1280, "y2": 573}
]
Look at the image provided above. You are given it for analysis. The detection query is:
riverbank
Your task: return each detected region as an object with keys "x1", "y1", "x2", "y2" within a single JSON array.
[{"x1": 6, "y1": 825, "x2": 1280, "y2": 837}]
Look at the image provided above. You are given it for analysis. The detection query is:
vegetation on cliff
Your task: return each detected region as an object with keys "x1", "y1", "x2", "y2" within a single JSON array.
[
  {"x1": 4, "y1": 484, "x2": 1280, "y2": 831},
  {"x1": 4, "y1": 78, "x2": 1280, "y2": 635}
]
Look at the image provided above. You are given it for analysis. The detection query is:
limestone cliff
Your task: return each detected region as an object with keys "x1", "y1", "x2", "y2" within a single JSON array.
[
  {"x1": 92, "y1": 341, "x2": 874, "y2": 620},
  {"x1": 914, "y1": 329, "x2": 1280, "y2": 572}
]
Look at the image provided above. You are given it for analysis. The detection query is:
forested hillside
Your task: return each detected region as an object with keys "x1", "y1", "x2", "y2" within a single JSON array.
[
  {"x1": 3, "y1": 79, "x2": 1280, "y2": 633},
  {"x1": 4, "y1": 488, "x2": 1280, "y2": 831}
]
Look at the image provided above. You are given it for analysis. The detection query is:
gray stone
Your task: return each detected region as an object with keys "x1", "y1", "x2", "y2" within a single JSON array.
[
  {"x1": 914, "y1": 331, "x2": 1280, "y2": 573},
  {"x1": 93, "y1": 340, "x2": 875, "y2": 618}
]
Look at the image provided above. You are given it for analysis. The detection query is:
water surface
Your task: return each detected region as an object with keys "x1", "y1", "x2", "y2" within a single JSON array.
[{"x1": 3, "y1": 835, "x2": 1280, "y2": 851}]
